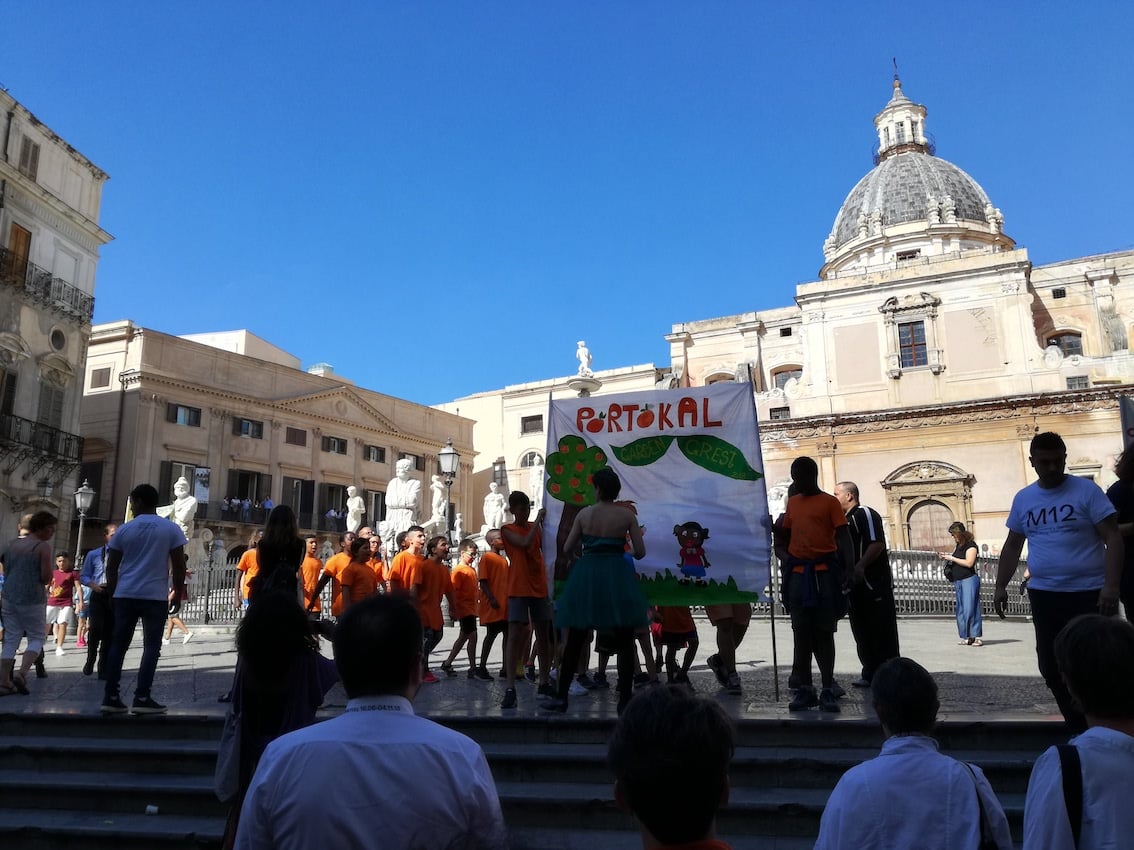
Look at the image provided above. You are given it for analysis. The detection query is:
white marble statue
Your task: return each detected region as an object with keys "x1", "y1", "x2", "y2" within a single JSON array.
[
  {"x1": 530, "y1": 457, "x2": 545, "y2": 509},
  {"x1": 576, "y1": 340, "x2": 593, "y2": 377},
  {"x1": 158, "y1": 477, "x2": 198, "y2": 539},
  {"x1": 430, "y1": 474, "x2": 446, "y2": 523},
  {"x1": 385, "y1": 458, "x2": 422, "y2": 537},
  {"x1": 454, "y1": 512, "x2": 463, "y2": 540},
  {"x1": 345, "y1": 485, "x2": 366, "y2": 534},
  {"x1": 483, "y1": 481, "x2": 506, "y2": 530}
]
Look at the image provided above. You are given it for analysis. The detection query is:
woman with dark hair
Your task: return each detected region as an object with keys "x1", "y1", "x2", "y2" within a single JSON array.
[
  {"x1": 542, "y1": 467, "x2": 647, "y2": 714},
  {"x1": 219, "y1": 588, "x2": 338, "y2": 847},
  {"x1": 941, "y1": 521, "x2": 982, "y2": 646},
  {"x1": 248, "y1": 505, "x2": 304, "y2": 603},
  {"x1": 1106, "y1": 448, "x2": 1134, "y2": 624}
]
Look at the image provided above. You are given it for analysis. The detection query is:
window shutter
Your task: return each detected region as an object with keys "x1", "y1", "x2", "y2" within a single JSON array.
[
  {"x1": 159, "y1": 461, "x2": 173, "y2": 502},
  {"x1": 166, "y1": 403, "x2": 177, "y2": 423},
  {"x1": 37, "y1": 385, "x2": 64, "y2": 428},
  {"x1": 0, "y1": 369, "x2": 16, "y2": 415},
  {"x1": 227, "y1": 469, "x2": 239, "y2": 500},
  {"x1": 259, "y1": 473, "x2": 273, "y2": 505},
  {"x1": 232, "y1": 417, "x2": 243, "y2": 436},
  {"x1": 300, "y1": 480, "x2": 315, "y2": 514}
]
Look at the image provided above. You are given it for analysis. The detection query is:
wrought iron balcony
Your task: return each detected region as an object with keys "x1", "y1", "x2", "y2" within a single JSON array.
[
  {"x1": 0, "y1": 412, "x2": 84, "y2": 464},
  {"x1": 0, "y1": 247, "x2": 95, "y2": 324}
]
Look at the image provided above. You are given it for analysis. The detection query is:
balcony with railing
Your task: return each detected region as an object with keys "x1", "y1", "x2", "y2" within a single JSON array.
[
  {"x1": 0, "y1": 247, "x2": 95, "y2": 324},
  {"x1": 0, "y1": 412, "x2": 84, "y2": 464}
]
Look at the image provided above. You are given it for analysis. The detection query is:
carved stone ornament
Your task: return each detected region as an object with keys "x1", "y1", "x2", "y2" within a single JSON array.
[{"x1": 0, "y1": 332, "x2": 32, "y2": 366}]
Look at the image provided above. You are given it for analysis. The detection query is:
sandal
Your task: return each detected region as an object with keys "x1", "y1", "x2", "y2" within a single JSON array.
[
  {"x1": 971, "y1": 639, "x2": 984, "y2": 647},
  {"x1": 958, "y1": 638, "x2": 973, "y2": 645}
]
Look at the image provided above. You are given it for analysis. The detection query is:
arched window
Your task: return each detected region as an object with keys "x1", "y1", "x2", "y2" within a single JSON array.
[
  {"x1": 1047, "y1": 332, "x2": 1083, "y2": 357},
  {"x1": 519, "y1": 451, "x2": 543, "y2": 468},
  {"x1": 703, "y1": 372, "x2": 734, "y2": 385},
  {"x1": 771, "y1": 365, "x2": 802, "y2": 390},
  {"x1": 906, "y1": 500, "x2": 954, "y2": 552}
]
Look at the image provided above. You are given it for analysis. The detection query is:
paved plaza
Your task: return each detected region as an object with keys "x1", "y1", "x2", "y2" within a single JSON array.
[{"x1": 1, "y1": 612, "x2": 1059, "y2": 722}]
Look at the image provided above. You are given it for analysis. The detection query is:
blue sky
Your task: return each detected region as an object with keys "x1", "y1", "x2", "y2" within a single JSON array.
[{"x1": 6, "y1": 2, "x2": 1133, "y2": 404}]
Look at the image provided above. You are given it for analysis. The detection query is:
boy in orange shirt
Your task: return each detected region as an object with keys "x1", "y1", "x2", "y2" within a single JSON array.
[
  {"x1": 500, "y1": 491, "x2": 554, "y2": 709},
  {"x1": 300, "y1": 535, "x2": 323, "y2": 619},
  {"x1": 340, "y1": 538, "x2": 379, "y2": 611},
  {"x1": 416, "y1": 536, "x2": 455, "y2": 684},
  {"x1": 657, "y1": 605, "x2": 699, "y2": 687},
  {"x1": 386, "y1": 526, "x2": 425, "y2": 595},
  {"x1": 476, "y1": 529, "x2": 510, "y2": 679},
  {"x1": 440, "y1": 539, "x2": 484, "y2": 679}
]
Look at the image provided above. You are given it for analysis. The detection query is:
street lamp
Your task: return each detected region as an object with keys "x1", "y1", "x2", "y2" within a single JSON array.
[
  {"x1": 438, "y1": 438, "x2": 460, "y2": 547},
  {"x1": 74, "y1": 479, "x2": 96, "y2": 566}
]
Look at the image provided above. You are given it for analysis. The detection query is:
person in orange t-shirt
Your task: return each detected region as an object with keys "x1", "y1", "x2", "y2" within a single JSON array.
[
  {"x1": 235, "y1": 531, "x2": 263, "y2": 608},
  {"x1": 366, "y1": 535, "x2": 385, "y2": 584},
  {"x1": 780, "y1": 455, "x2": 855, "y2": 714},
  {"x1": 476, "y1": 529, "x2": 510, "y2": 679},
  {"x1": 340, "y1": 538, "x2": 379, "y2": 611},
  {"x1": 416, "y1": 536, "x2": 455, "y2": 684},
  {"x1": 386, "y1": 526, "x2": 425, "y2": 594},
  {"x1": 657, "y1": 605, "x2": 699, "y2": 686},
  {"x1": 500, "y1": 491, "x2": 552, "y2": 708},
  {"x1": 441, "y1": 540, "x2": 485, "y2": 679},
  {"x1": 308, "y1": 532, "x2": 356, "y2": 619},
  {"x1": 300, "y1": 535, "x2": 323, "y2": 616}
]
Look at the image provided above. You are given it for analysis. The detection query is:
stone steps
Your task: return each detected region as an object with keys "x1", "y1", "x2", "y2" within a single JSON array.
[{"x1": 0, "y1": 710, "x2": 1061, "y2": 849}]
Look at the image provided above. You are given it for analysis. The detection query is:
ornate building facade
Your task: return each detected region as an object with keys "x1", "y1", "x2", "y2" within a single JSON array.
[
  {"x1": 0, "y1": 91, "x2": 112, "y2": 543},
  {"x1": 445, "y1": 77, "x2": 1134, "y2": 553},
  {"x1": 81, "y1": 321, "x2": 474, "y2": 561}
]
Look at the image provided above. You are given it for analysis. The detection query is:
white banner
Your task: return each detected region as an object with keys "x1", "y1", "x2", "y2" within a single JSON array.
[{"x1": 541, "y1": 382, "x2": 770, "y2": 605}]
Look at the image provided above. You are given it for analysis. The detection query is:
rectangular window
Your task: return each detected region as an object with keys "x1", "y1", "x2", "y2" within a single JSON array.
[
  {"x1": 233, "y1": 418, "x2": 264, "y2": 439},
  {"x1": 89, "y1": 367, "x2": 111, "y2": 389},
  {"x1": 896, "y1": 122, "x2": 906, "y2": 144},
  {"x1": 166, "y1": 403, "x2": 202, "y2": 427},
  {"x1": 779, "y1": 327, "x2": 792, "y2": 337},
  {"x1": 1066, "y1": 376, "x2": 1089, "y2": 391},
  {"x1": 400, "y1": 453, "x2": 425, "y2": 472},
  {"x1": 321, "y1": 435, "x2": 348, "y2": 455},
  {"x1": 1052, "y1": 288, "x2": 1067, "y2": 299},
  {"x1": 284, "y1": 426, "x2": 307, "y2": 446},
  {"x1": 773, "y1": 368, "x2": 802, "y2": 390},
  {"x1": 768, "y1": 406, "x2": 791, "y2": 421},
  {"x1": 898, "y1": 321, "x2": 928, "y2": 368},
  {"x1": 0, "y1": 367, "x2": 16, "y2": 415},
  {"x1": 520, "y1": 415, "x2": 543, "y2": 435},
  {"x1": 364, "y1": 445, "x2": 386, "y2": 463},
  {"x1": 18, "y1": 138, "x2": 40, "y2": 181},
  {"x1": 896, "y1": 249, "x2": 921, "y2": 262},
  {"x1": 37, "y1": 385, "x2": 65, "y2": 429}
]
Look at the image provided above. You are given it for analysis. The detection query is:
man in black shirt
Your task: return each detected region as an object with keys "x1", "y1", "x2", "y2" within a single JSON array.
[{"x1": 834, "y1": 481, "x2": 900, "y2": 687}]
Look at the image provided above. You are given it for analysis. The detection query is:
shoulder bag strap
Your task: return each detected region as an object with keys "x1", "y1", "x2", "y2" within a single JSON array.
[{"x1": 1057, "y1": 744, "x2": 1082, "y2": 848}]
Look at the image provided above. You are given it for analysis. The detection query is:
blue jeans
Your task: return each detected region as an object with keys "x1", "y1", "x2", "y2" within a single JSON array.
[
  {"x1": 103, "y1": 597, "x2": 168, "y2": 700},
  {"x1": 954, "y1": 575, "x2": 982, "y2": 639}
]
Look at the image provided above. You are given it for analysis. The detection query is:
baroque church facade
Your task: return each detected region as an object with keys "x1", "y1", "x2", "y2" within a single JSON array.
[{"x1": 446, "y1": 77, "x2": 1134, "y2": 553}]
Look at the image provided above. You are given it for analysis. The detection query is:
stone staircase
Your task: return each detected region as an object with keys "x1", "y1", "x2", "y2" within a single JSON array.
[{"x1": 0, "y1": 711, "x2": 1063, "y2": 849}]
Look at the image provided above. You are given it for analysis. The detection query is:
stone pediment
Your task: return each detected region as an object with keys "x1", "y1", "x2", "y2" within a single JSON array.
[
  {"x1": 275, "y1": 386, "x2": 401, "y2": 434},
  {"x1": 0, "y1": 333, "x2": 32, "y2": 366},
  {"x1": 883, "y1": 460, "x2": 972, "y2": 486}
]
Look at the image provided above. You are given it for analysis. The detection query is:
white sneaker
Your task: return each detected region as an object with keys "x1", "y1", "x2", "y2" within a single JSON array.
[
  {"x1": 568, "y1": 680, "x2": 588, "y2": 697},
  {"x1": 161, "y1": 638, "x2": 170, "y2": 646},
  {"x1": 182, "y1": 632, "x2": 194, "y2": 645},
  {"x1": 55, "y1": 646, "x2": 65, "y2": 657}
]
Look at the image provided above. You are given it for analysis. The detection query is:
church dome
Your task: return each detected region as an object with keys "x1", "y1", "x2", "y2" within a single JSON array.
[
  {"x1": 819, "y1": 74, "x2": 1011, "y2": 278},
  {"x1": 829, "y1": 154, "x2": 993, "y2": 250}
]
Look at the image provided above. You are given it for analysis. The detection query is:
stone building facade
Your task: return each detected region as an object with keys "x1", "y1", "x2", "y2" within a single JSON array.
[
  {"x1": 0, "y1": 91, "x2": 112, "y2": 543},
  {"x1": 443, "y1": 77, "x2": 1134, "y2": 554},
  {"x1": 81, "y1": 321, "x2": 474, "y2": 560}
]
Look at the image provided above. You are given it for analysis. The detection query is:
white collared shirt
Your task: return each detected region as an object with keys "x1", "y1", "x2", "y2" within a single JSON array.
[
  {"x1": 814, "y1": 734, "x2": 1012, "y2": 850},
  {"x1": 235, "y1": 695, "x2": 507, "y2": 850}
]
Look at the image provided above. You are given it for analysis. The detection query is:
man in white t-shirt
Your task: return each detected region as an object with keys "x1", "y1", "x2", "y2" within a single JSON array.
[
  {"x1": 235, "y1": 594, "x2": 506, "y2": 850},
  {"x1": 101, "y1": 483, "x2": 188, "y2": 716},
  {"x1": 994, "y1": 431, "x2": 1123, "y2": 733}
]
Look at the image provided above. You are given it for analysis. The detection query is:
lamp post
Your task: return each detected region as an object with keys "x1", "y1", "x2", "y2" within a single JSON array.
[
  {"x1": 73, "y1": 479, "x2": 96, "y2": 567},
  {"x1": 438, "y1": 438, "x2": 460, "y2": 548}
]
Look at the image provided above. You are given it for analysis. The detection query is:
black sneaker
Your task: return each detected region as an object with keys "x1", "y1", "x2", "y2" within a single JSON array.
[
  {"x1": 789, "y1": 686, "x2": 819, "y2": 712},
  {"x1": 498, "y1": 666, "x2": 507, "y2": 679},
  {"x1": 101, "y1": 695, "x2": 128, "y2": 714},
  {"x1": 524, "y1": 664, "x2": 537, "y2": 683},
  {"x1": 819, "y1": 688, "x2": 842, "y2": 713},
  {"x1": 830, "y1": 681, "x2": 848, "y2": 698},
  {"x1": 539, "y1": 697, "x2": 568, "y2": 713},
  {"x1": 851, "y1": 677, "x2": 871, "y2": 689},
  {"x1": 725, "y1": 672, "x2": 742, "y2": 696},
  {"x1": 575, "y1": 673, "x2": 596, "y2": 690},
  {"x1": 130, "y1": 696, "x2": 167, "y2": 715},
  {"x1": 537, "y1": 682, "x2": 557, "y2": 699},
  {"x1": 440, "y1": 662, "x2": 457, "y2": 677},
  {"x1": 591, "y1": 672, "x2": 610, "y2": 690},
  {"x1": 501, "y1": 687, "x2": 517, "y2": 709},
  {"x1": 82, "y1": 659, "x2": 95, "y2": 677},
  {"x1": 473, "y1": 667, "x2": 493, "y2": 681},
  {"x1": 706, "y1": 654, "x2": 728, "y2": 686}
]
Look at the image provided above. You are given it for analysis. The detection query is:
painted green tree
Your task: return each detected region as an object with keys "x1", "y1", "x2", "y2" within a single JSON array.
[{"x1": 545, "y1": 434, "x2": 609, "y2": 579}]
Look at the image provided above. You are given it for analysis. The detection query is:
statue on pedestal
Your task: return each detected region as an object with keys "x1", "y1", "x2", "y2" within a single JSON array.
[
  {"x1": 576, "y1": 340, "x2": 593, "y2": 377},
  {"x1": 530, "y1": 457, "x2": 545, "y2": 509},
  {"x1": 345, "y1": 485, "x2": 366, "y2": 534},
  {"x1": 483, "y1": 481, "x2": 506, "y2": 530},
  {"x1": 158, "y1": 477, "x2": 198, "y2": 540},
  {"x1": 430, "y1": 475, "x2": 446, "y2": 524},
  {"x1": 385, "y1": 458, "x2": 421, "y2": 537}
]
